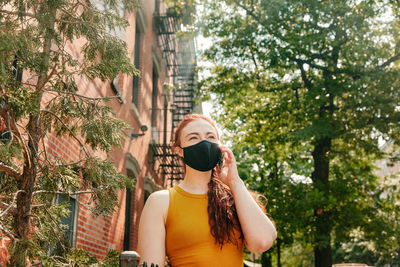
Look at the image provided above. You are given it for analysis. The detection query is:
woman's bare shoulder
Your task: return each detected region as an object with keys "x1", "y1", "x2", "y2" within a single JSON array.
[
  {"x1": 144, "y1": 190, "x2": 170, "y2": 219},
  {"x1": 148, "y1": 189, "x2": 169, "y2": 201}
]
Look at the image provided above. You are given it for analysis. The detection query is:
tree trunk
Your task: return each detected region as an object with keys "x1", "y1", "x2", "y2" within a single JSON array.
[
  {"x1": 9, "y1": 114, "x2": 40, "y2": 267},
  {"x1": 11, "y1": 179, "x2": 34, "y2": 267},
  {"x1": 9, "y1": 2, "x2": 53, "y2": 263},
  {"x1": 277, "y1": 238, "x2": 281, "y2": 267},
  {"x1": 311, "y1": 137, "x2": 332, "y2": 267},
  {"x1": 261, "y1": 251, "x2": 272, "y2": 267}
]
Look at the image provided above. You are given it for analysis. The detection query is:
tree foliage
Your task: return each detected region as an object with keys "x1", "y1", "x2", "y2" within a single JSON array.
[
  {"x1": 198, "y1": 0, "x2": 400, "y2": 266},
  {"x1": 0, "y1": 0, "x2": 139, "y2": 265}
]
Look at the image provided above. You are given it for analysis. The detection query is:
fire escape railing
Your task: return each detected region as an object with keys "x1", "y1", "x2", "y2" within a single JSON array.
[
  {"x1": 150, "y1": 144, "x2": 184, "y2": 187},
  {"x1": 152, "y1": 8, "x2": 197, "y2": 186}
]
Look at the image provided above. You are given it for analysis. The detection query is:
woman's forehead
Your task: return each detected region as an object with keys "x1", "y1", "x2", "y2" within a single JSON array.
[{"x1": 182, "y1": 119, "x2": 217, "y2": 135}]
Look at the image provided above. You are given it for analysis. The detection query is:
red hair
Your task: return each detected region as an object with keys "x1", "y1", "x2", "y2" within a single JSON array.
[
  {"x1": 173, "y1": 113, "x2": 220, "y2": 147},
  {"x1": 173, "y1": 113, "x2": 243, "y2": 247}
]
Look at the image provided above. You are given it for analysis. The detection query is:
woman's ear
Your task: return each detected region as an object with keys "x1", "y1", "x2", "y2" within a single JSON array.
[{"x1": 175, "y1": 146, "x2": 184, "y2": 158}]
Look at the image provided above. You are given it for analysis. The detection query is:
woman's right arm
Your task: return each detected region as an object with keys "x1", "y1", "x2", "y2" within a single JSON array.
[{"x1": 137, "y1": 190, "x2": 169, "y2": 266}]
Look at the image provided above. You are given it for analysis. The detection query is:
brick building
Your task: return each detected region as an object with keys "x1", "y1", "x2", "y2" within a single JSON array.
[
  {"x1": 65, "y1": 0, "x2": 199, "y2": 258},
  {"x1": 0, "y1": 0, "x2": 198, "y2": 261}
]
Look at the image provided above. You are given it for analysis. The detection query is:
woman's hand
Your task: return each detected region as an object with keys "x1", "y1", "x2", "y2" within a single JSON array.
[{"x1": 217, "y1": 145, "x2": 241, "y2": 188}]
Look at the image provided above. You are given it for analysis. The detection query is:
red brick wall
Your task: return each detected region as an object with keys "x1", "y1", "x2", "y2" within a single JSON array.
[{"x1": 68, "y1": 0, "x2": 171, "y2": 259}]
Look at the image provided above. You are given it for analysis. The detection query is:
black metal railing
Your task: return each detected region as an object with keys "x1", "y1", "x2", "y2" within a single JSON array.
[{"x1": 150, "y1": 144, "x2": 184, "y2": 186}]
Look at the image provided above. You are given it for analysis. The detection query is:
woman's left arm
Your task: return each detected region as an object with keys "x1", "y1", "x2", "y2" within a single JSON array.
[{"x1": 219, "y1": 146, "x2": 277, "y2": 253}]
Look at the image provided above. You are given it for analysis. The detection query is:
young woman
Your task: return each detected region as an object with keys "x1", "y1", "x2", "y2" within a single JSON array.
[{"x1": 137, "y1": 114, "x2": 277, "y2": 266}]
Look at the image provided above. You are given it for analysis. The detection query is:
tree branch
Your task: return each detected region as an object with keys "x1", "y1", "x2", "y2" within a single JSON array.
[
  {"x1": 380, "y1": 53, "x2": 400, "y2": 68},
  {"x1": 42, "y1": 206, "x2": 68, "y2": 253},
  {"x1": 295, "y1": 61, "x2": 313, "y2": 90},
  {"x1": 36, "y1": 64, "x2": 58, "y2": 92},
  {"x1": 40, "y1": 134, "x2": 52, "y2": 166},
  {"x1": 0, "y1": 223, "x2": 15, "y2": 240},
  {"x1": 43, "y1": 89, "x2": 121, "y2": 101},
  {"x1": 39, "y1": 109, "x2": 90, "y2": 157},
  {"x1": 0, "y1": 9, "x2": 35, "y2": 18},
  {"x1": 16, "y1": 121, "x2": 39, "y2": 158},
  {"x1": 289, "y1": 56, "x2": 328, "y2": 72},
  {"x1": 0, "y1": 106, "x2": 33, "y2": 168},
  {"x1": 56, "y1": 158, "x2": 89, "y2": 167},
  {"x1": 31, "y1": 204, "x2": 45, "y2": 208},
  {"x1": 232, "y1": 0, "x2": 260, "y2": 23},
  {"x1": 0, "y1": 201, "x2": 15, "y2": 215},
  {"x1": 0, "y1": 161, "x2": 22, "y2": 180},
  {"x1": 0, "y1": 190, "x2": 24, "y2": 218},
  {"x1": 32, "y1": 190, "x2": 94, "y2": 196}
]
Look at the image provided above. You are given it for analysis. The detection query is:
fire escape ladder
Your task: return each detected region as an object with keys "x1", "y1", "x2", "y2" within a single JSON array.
[{"x1": 153, "y1": 8, "x2": 197, "y2": 186}]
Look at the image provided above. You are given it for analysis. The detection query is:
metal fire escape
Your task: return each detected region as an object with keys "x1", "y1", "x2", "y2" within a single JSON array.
[{"x1": 151, "y1": 5, "x2": 197, "y2": 186}]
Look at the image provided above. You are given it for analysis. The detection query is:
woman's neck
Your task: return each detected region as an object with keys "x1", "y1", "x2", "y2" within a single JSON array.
[{"x1": 179, "y1": 167, "x2": 212, "y2": 194}]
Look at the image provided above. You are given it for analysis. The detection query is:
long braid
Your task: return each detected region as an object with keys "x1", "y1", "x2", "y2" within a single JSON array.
[{"x1": 207, "y1": 169, "x2": 243, "y2": 248}]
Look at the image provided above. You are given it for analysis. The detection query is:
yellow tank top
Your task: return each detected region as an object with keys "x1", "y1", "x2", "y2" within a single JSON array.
[{"x1": 165, "y1": 185, "x2": 243, "y2": 267}]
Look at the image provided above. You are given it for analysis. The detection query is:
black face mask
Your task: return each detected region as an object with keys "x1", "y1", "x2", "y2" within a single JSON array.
[{"x1": 182, "y1": 140, "x2": 223, "y2": 172}]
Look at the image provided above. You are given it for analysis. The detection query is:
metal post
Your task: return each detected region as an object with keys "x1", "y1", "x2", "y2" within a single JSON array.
[{"x1": 119, "y1": 251, "x2": 140, "y2": 267}]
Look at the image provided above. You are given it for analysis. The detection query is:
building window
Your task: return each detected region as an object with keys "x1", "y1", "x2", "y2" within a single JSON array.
[
  {"x1": 124, "y1": 153, "x2": 141, "y2": 251},
  {"x1": 91, "y1": 0, "x2": 126, "y2": 41},
  {"x1": 132, "y1": 23, "x2": 141, "y2": 107},
  {"x1": 154, "y1": 0, "x2": 160, "y2": 14},
  {"x1": 123, "y1": 170, "x2": 135, "y2": 251},
  {"x1": 12, "y1": 55, "x2": 23, "y2": 82},
  {"x1": 58, "y1": 194, "x2": 77, "y2": 247},
  {"x1": 151, "y1": 68, "x2": 158, "y2": 128}
]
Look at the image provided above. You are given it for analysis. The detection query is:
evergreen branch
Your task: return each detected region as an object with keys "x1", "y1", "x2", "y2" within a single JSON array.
[
  {"x1": 42, "y1": 206, "x2": 68, "y2": 253},
  {"x1": 76, "y1": 0, "x2": 92, "y2": 11},
  {"x1": 57, "y1": 6, "x2": 97, "y2": 26},
  {"x1": 0, "y1": 161, "x2": 22, "y2": 180},
  {"x1": 36, "y1": 64, "x2": 58, "y2": 92},
  {"x1": 21, "y1": 81, "x2": 38, "y2": 87},
  {"x1": 17, "y1": 121, "x2": 39, "y2": 152},
  {"x1": 57, "y1": 19, "x2": 95, "y2": 25},
  {"x1": 43, "y1": 89, "x2": 121, "y2": 101},
  {"x1": 0, "y1": 9, "x2": 35, "y2": 18},
  {"x1": 35, "y1": 6, "x2": 56, "y2": 95},
  {"x1": 31, "y1": 204, "x2": 45, "y2": 208},
  {"x1": 0, "y1": 223, "x2": 15, "y2": 240},
  {"x1": 0, "y1": 201, "x2": 15, "y2": 215},
  {"x1": 41, "y1": 134, "x2": 52, "y2": 166},
  {"x1": 74, "y1": 197, "x2": 95, "y2": 212},
  {"x1": 32, "y1": 190, "x2": 94, "y2": 196},
  {"x1": 39, "y1": 109, "x2": 90, "y2": 157},
  {"x1": 380, "y1": 53, "x2": 400, "y2": 68},
  {"x1": 0, "y1": 190, "x2": 24, "y2": 218},
  {"x1": 1, "y1": 107, "x2": 33, "y2": 168},
  {"x1": 56, "y1": 158, "x2": 89, "y2": 167},
  {"x1": 49, "y1": 255, "x2": 67, "y2": 264}
]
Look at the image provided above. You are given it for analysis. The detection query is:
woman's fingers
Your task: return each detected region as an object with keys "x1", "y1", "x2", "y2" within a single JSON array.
[{"x1": 219, "y1": 145, "x2": 235, "y2": 163}]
